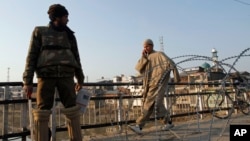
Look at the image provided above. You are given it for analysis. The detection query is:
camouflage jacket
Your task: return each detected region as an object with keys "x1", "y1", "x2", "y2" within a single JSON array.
[{"x1": 23, "y1": 24, "x2": 84, "y2": 85}]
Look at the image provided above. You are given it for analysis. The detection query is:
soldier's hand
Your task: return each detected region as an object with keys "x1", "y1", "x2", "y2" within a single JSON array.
[
  {"x1": 23, "y1": 85, "x2": 33, "y2": 99},
  {"x1": 75, "y1": 83, "x2": 83, "y2": 92}
]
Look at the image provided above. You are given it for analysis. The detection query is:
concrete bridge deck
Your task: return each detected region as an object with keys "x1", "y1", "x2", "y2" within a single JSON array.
[{"x1": 83, "y1": 113, "x2": 250, "y2": 141}]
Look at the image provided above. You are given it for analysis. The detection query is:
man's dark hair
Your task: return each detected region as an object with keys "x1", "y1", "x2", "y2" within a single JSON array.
[{"x1": 47, "y1": 4, "x2": 68, "y2": 21}]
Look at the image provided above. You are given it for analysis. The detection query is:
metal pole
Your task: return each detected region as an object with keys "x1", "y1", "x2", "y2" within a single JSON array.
[
  {"x1": 117, "y1": 93, "x2": 123, "y2": 132},
  {"x1": 2, "y1": 85, "x2": 9, "y2": 141},
  {"x1": 21, "y1": 90, "x2": 28, "y2": 141},
  {"x1": 28, "y1": 96, "x2": 34, "y2": 140}
]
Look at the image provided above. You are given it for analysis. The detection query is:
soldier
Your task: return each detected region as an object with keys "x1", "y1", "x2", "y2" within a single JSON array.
[
  {"x1": 23, "y1": 4, "x2": 84, "y2": 141},
  {"x1": 129, "y1": 39, "x2": 180, "y2": 134}
]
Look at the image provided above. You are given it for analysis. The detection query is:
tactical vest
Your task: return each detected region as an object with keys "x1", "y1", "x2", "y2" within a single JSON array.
[{"x1": 36, "y1": 26, "x2": 79, "y2": 68}]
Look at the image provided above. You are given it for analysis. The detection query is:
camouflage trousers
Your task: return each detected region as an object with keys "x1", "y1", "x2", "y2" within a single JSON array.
[{"x1": 36, "y1": 77, "x2": 76, "y2": 110}]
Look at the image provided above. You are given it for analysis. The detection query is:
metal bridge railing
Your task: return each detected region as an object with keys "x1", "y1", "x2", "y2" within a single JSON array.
[{"x1": 0, "y1": 82, "x2": 243, "y2": 140}]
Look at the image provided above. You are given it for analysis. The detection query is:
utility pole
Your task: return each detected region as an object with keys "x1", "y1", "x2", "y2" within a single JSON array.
[
  {"x1": 159, "y1": 36, "x2": 164, "y2": 52},
  {"x1": 7, "y1": 67, "x2": 10, "y2": 82}
]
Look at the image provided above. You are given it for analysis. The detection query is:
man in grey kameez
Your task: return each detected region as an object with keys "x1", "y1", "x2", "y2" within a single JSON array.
[{"x1": 129, "y1": 39, "x2": 180, "y2": 134}]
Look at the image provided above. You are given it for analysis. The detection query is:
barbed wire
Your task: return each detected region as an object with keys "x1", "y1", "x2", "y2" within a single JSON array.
[{"x1": 234, "y1": 0, "x2": 250, "y2": 6}]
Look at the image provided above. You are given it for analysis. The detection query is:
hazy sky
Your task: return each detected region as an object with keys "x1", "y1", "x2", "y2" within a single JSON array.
[{"x1": 0, "y1": 0, "x2": 250, "y2": 82}]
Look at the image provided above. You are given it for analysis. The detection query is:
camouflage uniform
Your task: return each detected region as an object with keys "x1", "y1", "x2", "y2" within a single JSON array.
[
  {"x1": 135, "y1": 50, "x2": 180, "y2": 128},
  {"x1": 23, "y1": 24, "x2": 84, "y2": 110}
]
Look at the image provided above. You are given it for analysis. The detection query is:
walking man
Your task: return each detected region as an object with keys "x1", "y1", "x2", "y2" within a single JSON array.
[
  {"x1": 129, "y1": 39, "x2": 180, "y2": 134},
  {"x1": 23, "y1": 4, "x2": 84, "y2": 141}
]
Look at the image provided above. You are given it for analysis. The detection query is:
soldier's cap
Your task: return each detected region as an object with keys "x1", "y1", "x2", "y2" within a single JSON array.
[
  {"x1": 143, "y1": 39, "x2": 154, "y2": 46},
  {"x1": 48, "y1": 4, "x2": 68, "y2": 21}
]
